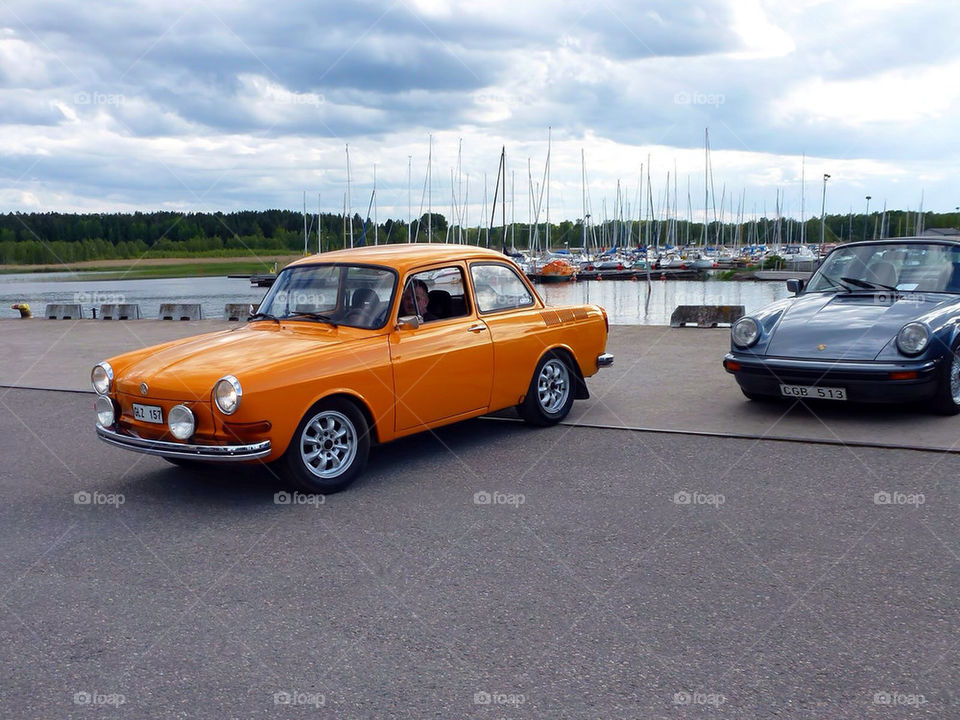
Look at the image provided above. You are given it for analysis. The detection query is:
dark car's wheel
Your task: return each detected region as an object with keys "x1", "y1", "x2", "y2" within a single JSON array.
[
  {"x1": 933, "y1": 343, "x2": 960, "y2": 415},
  {"x1": 284, "y1": 398, "x2": 370, "y2": 493},
  {"x1": 519, "y1": 352, "x2": 575, "y2": 426}
]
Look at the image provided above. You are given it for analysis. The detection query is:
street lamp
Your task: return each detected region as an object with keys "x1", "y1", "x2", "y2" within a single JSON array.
[
  {"x1": 820, "y1": 174, "x2": 830, "y2": 246},
  {"x1": 863, "y1": 195, "x2": 871, "y2": 241}
]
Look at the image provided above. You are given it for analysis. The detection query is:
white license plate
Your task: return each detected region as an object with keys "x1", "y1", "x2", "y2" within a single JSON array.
[
  {"x1": 133, "y1": 403, "x2": 164, "y2": 423},
  {"x1": 779, "y1": 384, "x2": 847, "y2": 401}
]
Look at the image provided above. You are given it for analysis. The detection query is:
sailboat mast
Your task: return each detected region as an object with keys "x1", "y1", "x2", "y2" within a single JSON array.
[{"x1": 346, "y1": 144, "x2": 353, "y2": 248}]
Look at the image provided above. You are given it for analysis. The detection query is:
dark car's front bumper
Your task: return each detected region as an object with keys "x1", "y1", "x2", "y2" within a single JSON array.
[
  {"x1": 96, "y1": 424, "x2": 272, "y2": 461},
  {"x1": 723, "y1": 353, "x2": 941, "y2": 403}
]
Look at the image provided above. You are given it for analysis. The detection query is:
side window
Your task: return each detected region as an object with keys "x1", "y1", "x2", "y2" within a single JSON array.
[
  {"x1": 470, "y1": 263, "x2": 534, "y2": 313},
  {"x1": 399, "y1": 267, "x2": 470, "y2": 322}
]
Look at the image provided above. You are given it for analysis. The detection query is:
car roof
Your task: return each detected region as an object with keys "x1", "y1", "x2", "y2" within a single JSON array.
[
  {"x1": 285, "y1": 243, "x2": 514, "y2": 275},
  {"x1": 835, "y1": 237, "x2": 960, "y2": 250}
]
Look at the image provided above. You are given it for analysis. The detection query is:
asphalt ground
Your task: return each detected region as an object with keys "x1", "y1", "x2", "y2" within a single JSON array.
[
  {"x1": 4, "y1": 319, "x2": 960, "y2": 453},
  {"x1": 1, "y1": 387, "x2": 958, "y2": 718}
]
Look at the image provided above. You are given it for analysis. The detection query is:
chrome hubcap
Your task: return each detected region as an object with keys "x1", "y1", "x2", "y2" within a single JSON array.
[
  {"x1": 537, "y1": 359, "x2": 570, "y2": 414},
  {"x1": 951, "y1": 353, "x2": 960, "y2": 405},
  {"x1": 300, "y1": 410, "x2": 357, "y2": 479}
]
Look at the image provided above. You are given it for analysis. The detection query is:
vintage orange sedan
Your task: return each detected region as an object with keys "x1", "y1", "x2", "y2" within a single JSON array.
[{"x1": 92, "y1": 244, "x2": 613, "y2": 492}]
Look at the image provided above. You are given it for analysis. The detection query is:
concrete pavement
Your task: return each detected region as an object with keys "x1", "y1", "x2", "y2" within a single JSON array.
[
  {"x1": 3, "y1": 319, "x2": 959, "y2": 452},
  {"x1": 0, "y1": 387, "x2": 956, "y2": 718}
]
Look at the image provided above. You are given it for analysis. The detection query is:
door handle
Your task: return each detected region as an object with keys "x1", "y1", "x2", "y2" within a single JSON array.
[{"x1": 467, "y1": 323, "x2": 487, "y2": 333}]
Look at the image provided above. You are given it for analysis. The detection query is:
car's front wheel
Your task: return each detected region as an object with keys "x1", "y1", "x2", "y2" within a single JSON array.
[
  {"x1": 933, "y1": 343, "x2": 960, "y2": 415},
  {"x1": 518, "y1": 352, "x2": 576, "y2": 426},
  {"x1": 284, "y1": 398, "x2": 370, "y2": 493}
]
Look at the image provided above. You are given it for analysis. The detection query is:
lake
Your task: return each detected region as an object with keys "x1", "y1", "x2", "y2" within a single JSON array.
[{"x1": 0, "y1": 272, "x2": 791, "y2": 325}]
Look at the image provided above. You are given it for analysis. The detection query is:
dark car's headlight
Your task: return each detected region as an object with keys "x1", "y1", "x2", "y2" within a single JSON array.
[
  {"x1": 214, "y1": 375, "x2": 242, "y2": 415},
  {"x1": 91, "y1": 362, "x2": 113, "y2": 394},
  {"x1": 732, "y1": 317, "x2": 761, "y2": 348},
  {"x1": 896, "y1": 322, "x2": 929, "y2": 356}
]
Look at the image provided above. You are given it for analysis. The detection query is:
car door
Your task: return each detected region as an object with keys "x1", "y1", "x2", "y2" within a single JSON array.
[{"x1": 390, "y1": 263, "x2": 494, "y2": 432}]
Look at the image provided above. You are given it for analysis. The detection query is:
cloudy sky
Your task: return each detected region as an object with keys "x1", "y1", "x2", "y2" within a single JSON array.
[{"x1": 1, "y1": 0, "x2": 959, "y2": 224}]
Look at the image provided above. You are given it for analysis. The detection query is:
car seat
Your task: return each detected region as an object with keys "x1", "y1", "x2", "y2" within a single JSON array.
[{"x1": 427, "y1": 290, "x2": 452, "y2": 319}]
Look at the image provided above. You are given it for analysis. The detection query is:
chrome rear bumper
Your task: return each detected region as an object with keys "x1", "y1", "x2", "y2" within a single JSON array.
[
  {"x1": 96, "y1": 425, "x2": 271, "y2": 461},
  {"x1": 597, "y1": 352, "x2": 614, "y2": 368}
]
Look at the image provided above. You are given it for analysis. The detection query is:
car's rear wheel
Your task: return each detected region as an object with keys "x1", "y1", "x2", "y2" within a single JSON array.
[
  {"x1": 518, "y1": 352, "x2": 575, "y2": 426},
  {"x1": 933, "y1": 342, "x2": 960, "y2": 415},
  {"x1": 284, "y1": 398, "x2": 370, "y2": 493}
]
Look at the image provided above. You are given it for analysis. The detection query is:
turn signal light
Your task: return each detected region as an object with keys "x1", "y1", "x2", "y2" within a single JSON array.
[
  {"x1": 724, "y1": 360, "x2": 742, "y2": 372},
  {"x1": 888, "y1": 371, "x2": 918, "y2": 381}
]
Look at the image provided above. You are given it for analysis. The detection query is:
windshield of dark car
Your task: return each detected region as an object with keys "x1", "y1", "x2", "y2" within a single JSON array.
[
  {"x1": 805, "y1": 243, "x2": 960, "y2": 294},
  {"x1": 256, "y1": 264, "x2": 396, "y2": 329}
]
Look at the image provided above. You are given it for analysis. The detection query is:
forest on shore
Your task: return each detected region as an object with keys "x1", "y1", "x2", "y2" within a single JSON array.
[{"x1": 0, "y1": 208, "x2": 957, "y2": 265}]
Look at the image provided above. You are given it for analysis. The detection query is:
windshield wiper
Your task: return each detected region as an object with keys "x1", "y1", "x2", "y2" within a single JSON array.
[
  {"x1": 285, "y1": 312, "x2": 338, "y2": 327},
  {"x1": 840, "y1": 276, "x2": 898, "y2": 292},
  {"x1": 247, "y1": 311, "x2": 279, "y2": 323},
  {"x1": 819, "y1": 275, "x2": 855, "y2": 292}
]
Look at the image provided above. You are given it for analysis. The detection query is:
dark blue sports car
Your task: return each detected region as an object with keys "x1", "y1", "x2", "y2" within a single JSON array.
[{"x1": 723, "y1": 238, "x2": 960, "y2": 414}]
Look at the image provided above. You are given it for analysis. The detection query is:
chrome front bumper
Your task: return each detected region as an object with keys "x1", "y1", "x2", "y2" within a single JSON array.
[
  {"x1": 96, "y1": 424, "x2": 271, "y2": 462},
  {"x1": 597, "y1": 352, "x2": 614, "y2": 368}
]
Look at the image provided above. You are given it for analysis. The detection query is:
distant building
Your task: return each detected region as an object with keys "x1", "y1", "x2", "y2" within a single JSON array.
[{"x1": 922, "y1": 227, "x2": 960, "y2": 237}]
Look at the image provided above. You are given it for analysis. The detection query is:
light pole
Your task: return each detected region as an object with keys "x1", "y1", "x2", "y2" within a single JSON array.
[
  {"x1": 820, "y1": 174, "x2": 830, "y2": 246},
  {"x1": 863, "y1": 195, "x2": 871, "y2": 241}
]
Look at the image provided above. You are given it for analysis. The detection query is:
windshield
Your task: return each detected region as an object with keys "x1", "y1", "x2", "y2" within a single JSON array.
[
  {"x1": 806, "y1": 242, "x2": 960, "y2": 294},
  {"x1": 255, "y1": 264, "x2": 397, "y2": 328}
]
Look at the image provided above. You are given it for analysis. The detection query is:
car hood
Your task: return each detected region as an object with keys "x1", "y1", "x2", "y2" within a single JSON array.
[
  {"x1": 116, "y1": 324, "x2": 345, "y2": 400},
  {"x1": 765, "y1": 292, "x2": 949, "y2": 360}
]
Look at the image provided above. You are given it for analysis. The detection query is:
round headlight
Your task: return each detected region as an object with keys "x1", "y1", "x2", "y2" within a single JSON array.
[
  {"x1": 896, "y1": 322, "x2": 929, "y2": 356},
  {"x1": 91, "y1": 362, "x2": 113, "y2": 394},
  {"x1": 214, "y1": 375, "x2": 242, "y2": 415},
  {"x1": 732, "y1": 317, "x2": 761, "y2": 348},
  {"x1": 168, "y1": 405, "x2": 195, "y2": 440},
  {"x1": 95, "y1": 395, "x2": 116, "y2": 427}
]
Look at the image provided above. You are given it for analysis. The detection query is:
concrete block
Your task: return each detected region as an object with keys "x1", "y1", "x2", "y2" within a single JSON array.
[
  {"x1": 670, "y1": 305, "x2": 745, "y2": 328},
  {"x1": 100, "y1": 303, "x2": 142, "y2": 320},
  {"x1": 224, "y1": 303, "x2": 252, "y2": 321},
  {"x1": 159, "y1": 303, "x2": 202, "y2": 321},
  {"x1": 45, "y1": 303, "x2": 83, "y2": 320}
]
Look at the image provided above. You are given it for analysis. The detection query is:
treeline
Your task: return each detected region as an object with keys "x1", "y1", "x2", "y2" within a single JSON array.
[{"x1": 0, "y1": 209, "x2": 958, "y2": 265}]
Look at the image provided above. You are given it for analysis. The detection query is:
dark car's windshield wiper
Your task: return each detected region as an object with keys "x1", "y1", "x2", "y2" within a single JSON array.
[
  {"x1": 840, "y1": 276, "x2": 898, "y2": 292},
  {"x1": 285, "y1": 312, "x2": 338, "y2": 327},
  {"x1": 247, "y1": 311, "x2": 279, "y2": 323},
  {"x1": 818, "y1": 274, "x2": 855, "y2": 292}
]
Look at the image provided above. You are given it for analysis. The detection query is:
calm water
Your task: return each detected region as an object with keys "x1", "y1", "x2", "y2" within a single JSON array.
[{"x1": 0, "y1": 272, "x2": 791, "y2": 324}]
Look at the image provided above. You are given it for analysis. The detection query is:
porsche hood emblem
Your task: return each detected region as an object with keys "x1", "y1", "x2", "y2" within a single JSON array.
[{"x1": 817, "y1": 344, "x2": 826, "y2": 351}]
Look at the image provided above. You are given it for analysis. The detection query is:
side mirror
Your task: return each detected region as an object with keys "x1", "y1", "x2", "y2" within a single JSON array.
[
  {"x1": 396, "y1": 315, "x2": 421, "y2": 330},
  {"x1": 786, "y1": 278, "x2": 804, "y2": 295}
]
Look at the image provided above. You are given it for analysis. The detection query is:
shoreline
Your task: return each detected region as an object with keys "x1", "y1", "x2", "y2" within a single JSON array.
[{"x1": 0, "y1": 255, "x2": 301, "y2": 280}]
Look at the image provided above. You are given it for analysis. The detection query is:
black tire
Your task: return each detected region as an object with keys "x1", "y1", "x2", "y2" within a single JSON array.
[
  {"x1": 283, "y1": 398, "x2": 370, "y2": 493},
  {"x1": 518, "y1": 351, "x2": 576, "y2": 426},
  {"x1": 933, "y1": 343, "x2": 960, "y2": 415}
]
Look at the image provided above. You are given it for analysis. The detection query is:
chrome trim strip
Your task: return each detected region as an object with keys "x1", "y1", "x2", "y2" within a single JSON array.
[
  {"x1": 597, "y1": 353, "x2": 615, "y2": 368},
  {"x1": 727, "y1": 354, "x2": 937, "y2": 375},
  {"x1": 96, "y1": 425, "x2": 271, "y2": 461}
]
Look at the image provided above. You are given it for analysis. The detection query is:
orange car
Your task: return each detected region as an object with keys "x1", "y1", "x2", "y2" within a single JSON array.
[{"x1": 92, "y1": 244, "x2": 613, "y2": 492}]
